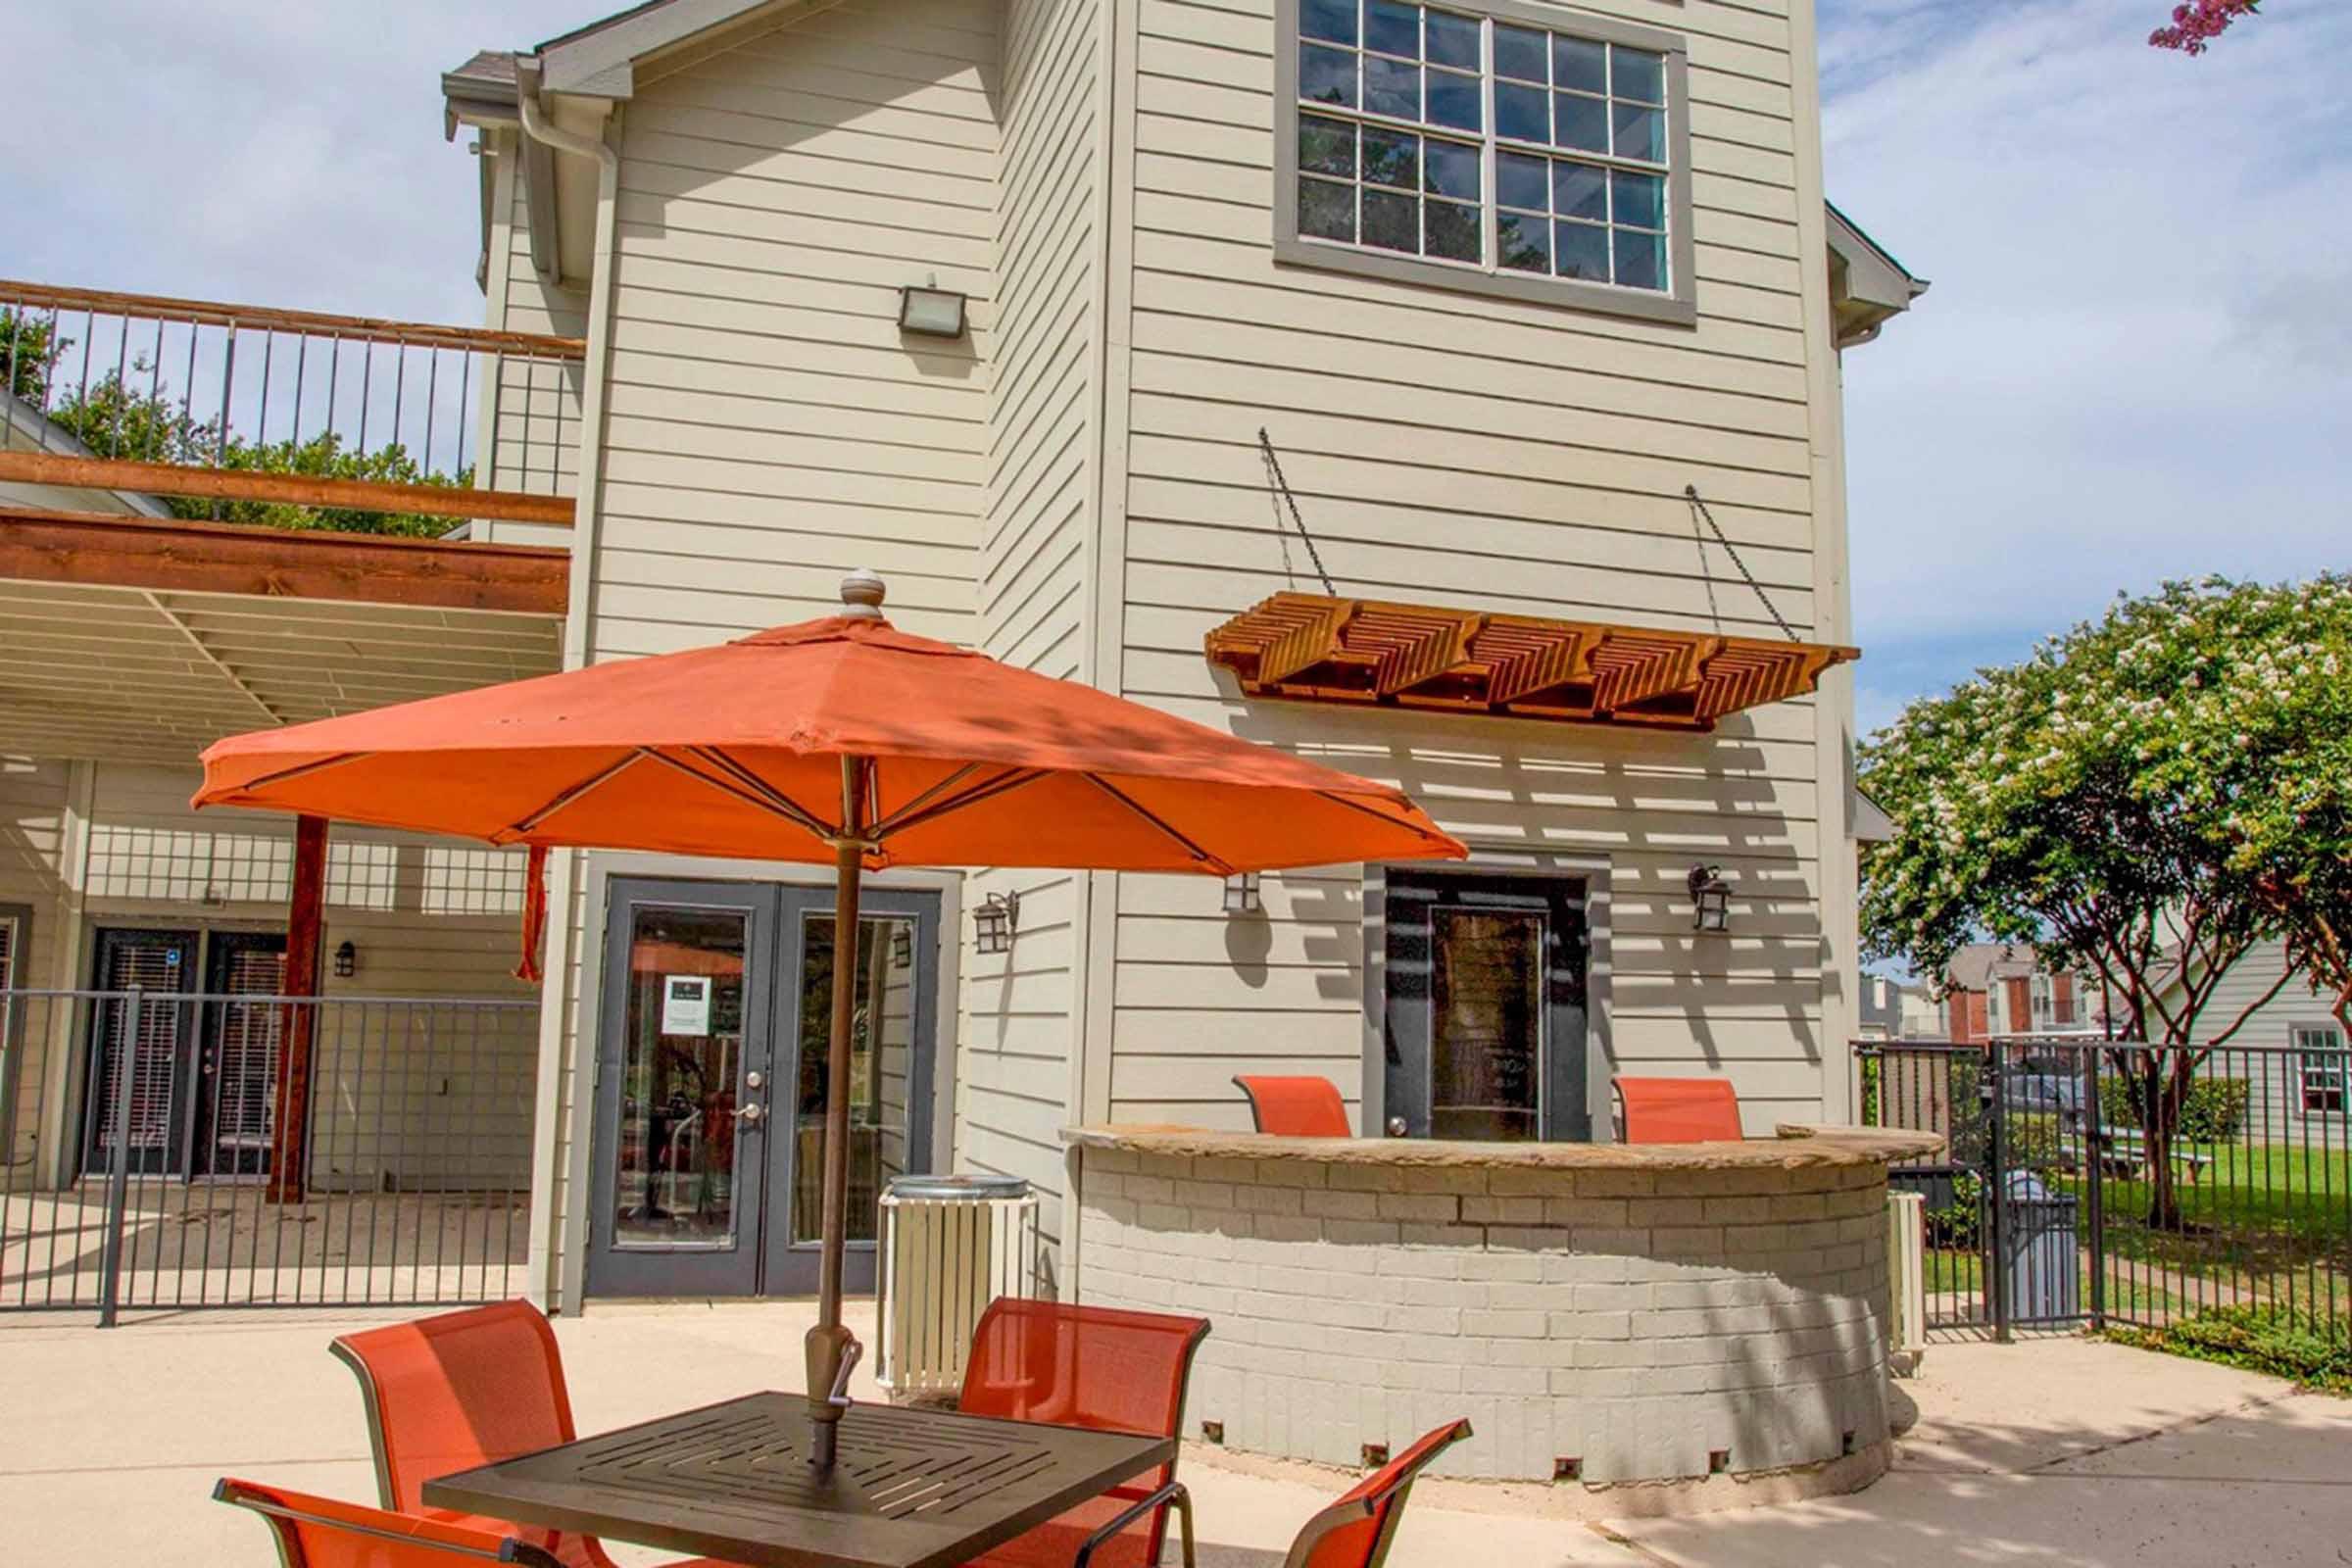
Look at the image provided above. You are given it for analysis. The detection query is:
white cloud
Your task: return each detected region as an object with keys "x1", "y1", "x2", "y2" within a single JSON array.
[
  {"x1": 1825, "y1": 0, "x2": 2352, "y2": 698},
  {"x1": 4, "y1": 2, "x2": 587, "y2": 324}
]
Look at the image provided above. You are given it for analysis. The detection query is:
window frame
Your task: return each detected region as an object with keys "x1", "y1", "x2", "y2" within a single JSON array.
[
  {"x1": 2291, "y1": 1023, "x2": 2348, "y2": 1116},
  {"x1": 1273, "y1": 0, "x2": 1696, "y2": 323}
]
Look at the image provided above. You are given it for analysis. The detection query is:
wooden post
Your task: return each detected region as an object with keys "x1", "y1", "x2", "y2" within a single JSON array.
[{"x1": 268, "y1": 814, "x2": 328, "y2": 1204}]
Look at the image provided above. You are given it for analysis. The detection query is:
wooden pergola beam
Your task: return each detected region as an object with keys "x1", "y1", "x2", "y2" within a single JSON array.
[
  {"x1": 1204, "y1": 591, "x2": 1859, "y2": 731},
  {"x1": 0, "y1": 506, "x2": 567, "y2": 615},
  {"x1": 0, "y1": 452, "x2": 575, "y2": 527}
]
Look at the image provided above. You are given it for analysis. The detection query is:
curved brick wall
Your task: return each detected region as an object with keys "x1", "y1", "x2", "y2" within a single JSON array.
[{"x1": 1069, "y1": 1136, "x2": 1895, "y2": 1494}]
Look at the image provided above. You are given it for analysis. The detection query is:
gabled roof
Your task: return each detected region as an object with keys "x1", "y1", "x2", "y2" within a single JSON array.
[{"x1": 1946, "y1": 943, "x2": 2039, "y2": 993}]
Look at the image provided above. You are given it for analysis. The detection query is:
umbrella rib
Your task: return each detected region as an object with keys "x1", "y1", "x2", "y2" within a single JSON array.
[
  {"x1": 687, "y1": 746, "x2": 839, "y2": 839},
  {"x1": 863, "y1": 761, "x2": 986, "y2": 838},
  {"x1": 1311, "y1": 788, "x2": 1458, "y2": 846},
  {"x1": 505, "y1": 750, "x2": 650, "y2": 837},
  {"x1": 228, "y1": 751, "x2": 367, "y2": 793},
  {"x1": 868, "y1": 766, "x2": 1049, "y2": 842},
  {"x1": 640, "y1": 748, "x2": 840, "y2": 844},
  {"x1": 1082, "y1": 774, "x2": 1237, "y2": 876}
]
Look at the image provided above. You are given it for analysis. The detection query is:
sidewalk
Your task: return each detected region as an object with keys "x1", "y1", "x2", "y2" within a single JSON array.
[{"x1": 2, "y1": 1305, "x2": 2343, "y2": 1566}]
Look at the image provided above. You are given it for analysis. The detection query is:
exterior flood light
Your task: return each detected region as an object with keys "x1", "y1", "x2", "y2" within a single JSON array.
[
  {"x1": 974, "y1": 890, "x2": 1020, "y2": 955},
  {"x1": 898, "y1": 281, "x2": 968, "y2": 339},
  {"x1": 1687, "y1": 864, "x2": 1733, "y2": 933},
  {"x1": 1222, "y1": 871, "x2": 1262, "y2": 914}
]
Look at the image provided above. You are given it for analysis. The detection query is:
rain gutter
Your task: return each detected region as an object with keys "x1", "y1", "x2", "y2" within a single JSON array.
[{"x1": 514, "y1": 58, "x2": 622, "y2": 1311}]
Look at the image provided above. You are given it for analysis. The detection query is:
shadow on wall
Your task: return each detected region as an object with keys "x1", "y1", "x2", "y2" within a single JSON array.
[{"x1": 1216, "y1": 691, "x2": 1824, "y2": 1079}]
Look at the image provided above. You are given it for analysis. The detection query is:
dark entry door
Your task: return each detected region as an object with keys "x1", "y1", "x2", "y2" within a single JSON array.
[
  {"x1": 195, "y1": 932, "x2": 288, "y2": 1178},
  {"x1": 81, "y1": 928, "x2": 199, "y2": 1176},
  {"x1": 1384, "y1": 872, "x2": 1590, "y2": 1142},
  {"x1": 585, "y1": 879, "x2": 940, "y2": 1299}
]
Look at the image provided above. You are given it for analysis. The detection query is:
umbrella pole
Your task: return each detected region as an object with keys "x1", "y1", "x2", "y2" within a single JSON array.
[{"x1": 808, "y1": 758, "x2": 867, "y2": 1469}]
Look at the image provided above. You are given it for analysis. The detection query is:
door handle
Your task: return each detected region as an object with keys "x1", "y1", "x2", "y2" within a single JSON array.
[
  {"x1": 1386, "y1": 1117, "x2": 1409, "y2": 1138},
  {"x1": 734, "y1": 1102, "x2": 765, "y2": 1126}
]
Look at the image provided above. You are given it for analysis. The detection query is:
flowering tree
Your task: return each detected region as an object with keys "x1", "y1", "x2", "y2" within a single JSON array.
[
  {"x1": 2151, "y1": 0, "x2": 2261, "y2": 54},
  {"x1": 2158, "y1": 577, "x2": 2352, "y2": 1032},
  {"x1": 1859, "y1": 580, "x2": 2339, "y2": 1228}
]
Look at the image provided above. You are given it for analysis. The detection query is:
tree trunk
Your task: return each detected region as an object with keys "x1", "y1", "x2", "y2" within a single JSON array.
[{"x1": 2139, "y1": 1054, "x2": 2188, "y2": 1232}]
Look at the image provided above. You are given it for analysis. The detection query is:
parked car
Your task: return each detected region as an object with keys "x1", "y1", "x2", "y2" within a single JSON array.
[{"x1": 2003, "y1": 1064, "x2": 2082, "y2": 1117}]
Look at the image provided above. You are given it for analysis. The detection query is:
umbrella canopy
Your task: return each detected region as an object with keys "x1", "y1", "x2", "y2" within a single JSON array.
[
  {"x1": 194, "y1": 597, "x2": 1458, "y2": 875},
  {"x1": 193, "y1": 572, "x2": 1465, "y2": 1467}
]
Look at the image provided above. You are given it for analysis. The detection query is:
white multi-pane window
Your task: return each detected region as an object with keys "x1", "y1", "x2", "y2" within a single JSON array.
[
  {"x1": 1278, "y1": 0, "x2": 1690, "y2": 318},
  {"x1": 2293, "y1": 1024, "x2": 2347, "y2": 1114}
]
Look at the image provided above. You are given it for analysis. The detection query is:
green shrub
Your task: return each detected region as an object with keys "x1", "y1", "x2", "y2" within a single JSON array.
[
  {"x1": 2097, "y1": 1073, "x2": 2250, "y2": 1144},
  {"x1": 2108, "y1": 1305, "x2": 2352, "y2": 1395}
]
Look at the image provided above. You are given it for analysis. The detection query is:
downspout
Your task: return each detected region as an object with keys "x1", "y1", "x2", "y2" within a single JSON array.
[{"x1": 514, "y1": 69, "x2": 621, "y2": 1313}]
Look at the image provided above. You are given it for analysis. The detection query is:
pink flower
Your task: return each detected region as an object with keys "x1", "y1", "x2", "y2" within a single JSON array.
[{"x1": 2150, "y1": 0, "x2": 2261, "y2": 55}]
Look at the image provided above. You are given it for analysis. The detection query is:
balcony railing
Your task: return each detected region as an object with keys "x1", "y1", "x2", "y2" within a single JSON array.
[{"x1": 0, "y1": 279, "x2": 583, "y2": 536}]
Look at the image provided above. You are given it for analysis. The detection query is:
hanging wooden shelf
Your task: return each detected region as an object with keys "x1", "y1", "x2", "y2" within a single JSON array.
[{"x1": 1202, "y1": 593, "x2": 1858, "y2": 731}]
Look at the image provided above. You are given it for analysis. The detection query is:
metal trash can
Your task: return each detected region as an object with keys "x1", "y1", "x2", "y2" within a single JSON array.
[
  {"x1": 1998, "y1": 1169, "x2": 2080, "y2": 1325},
  {"x1": 875, "y1": 1173, "x2": 1040, "y2": 1397}
]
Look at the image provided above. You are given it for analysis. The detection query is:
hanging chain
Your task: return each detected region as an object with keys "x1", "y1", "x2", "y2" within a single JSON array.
[
  {"x1": 1685, "y1": 484, "x2": 1799, "y2": 642},
  {"x1": 1258, "y1": 427, "x2": 1338, "y2": 598}
]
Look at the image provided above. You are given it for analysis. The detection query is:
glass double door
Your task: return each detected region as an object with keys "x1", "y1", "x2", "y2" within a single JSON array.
[
  {"x1": 79, "y1": 927, "x2": 288, "y2": 1179},
  {"x1": 586, "y1": 878, "x2": 939, "y2": 1298},
  {"x1": 1383, "y1": 871, "x2": 1591, "y2": 1142}
]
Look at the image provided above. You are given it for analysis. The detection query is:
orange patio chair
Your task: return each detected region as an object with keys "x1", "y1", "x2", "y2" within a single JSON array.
[
  {"x1": 1614, "y1": 1076, "x2": 1744, "y2": 1144},
  {"x1": 329, "y1": 1299, "x2": 738, "y2": 1568},
  {"x1": 956, "y1": 1298, "x2": 1211, "y2": 1568},
  {"x1": 1280, "y1": 1418, "x2": 1472, "y2": 1568},
  {"x1": 1232, "y1": 1074, "x2": 1352, "y2": 1137},
  {"x1": 216, "y1": 1477, "x2": 565, "y2": 1568}
]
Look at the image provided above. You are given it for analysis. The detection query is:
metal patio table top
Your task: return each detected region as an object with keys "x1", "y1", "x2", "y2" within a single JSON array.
[{"x1": 422, "y1": 1391, "x2": 1173, "y2": 1568}]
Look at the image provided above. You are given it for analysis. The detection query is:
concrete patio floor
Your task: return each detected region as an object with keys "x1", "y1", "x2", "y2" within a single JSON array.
[{"x1": 2, "y1": 1304, "x2": 2344, "y2": 1567}]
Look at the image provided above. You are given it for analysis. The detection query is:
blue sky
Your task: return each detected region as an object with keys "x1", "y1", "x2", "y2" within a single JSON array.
[{"x1": 7, "y1": 0, "x2": 2347, "y2": 737}]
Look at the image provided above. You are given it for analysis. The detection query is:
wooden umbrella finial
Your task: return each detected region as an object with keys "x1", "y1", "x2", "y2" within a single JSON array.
[{"x1": 839, "y1": 569, "x2": 887, "y2": 621}]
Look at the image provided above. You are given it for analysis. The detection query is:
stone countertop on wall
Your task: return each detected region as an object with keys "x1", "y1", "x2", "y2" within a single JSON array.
[{"x1": 1060, "y1": 1122, "x2": 1944, "y2": 1169}]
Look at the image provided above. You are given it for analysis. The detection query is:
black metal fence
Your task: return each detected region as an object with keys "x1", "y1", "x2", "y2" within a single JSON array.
[
  {"x1": 0, "y1": 989, "x2": 537, "y2": 1322},
  {"x1": 1859, "y1": 1035, "x2": 2352, "y2": 1341}
]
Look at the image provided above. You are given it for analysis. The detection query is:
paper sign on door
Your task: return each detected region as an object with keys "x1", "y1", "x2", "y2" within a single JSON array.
[{"x1": 662, "y1": 975, "x2": 712, "y2": 1037}]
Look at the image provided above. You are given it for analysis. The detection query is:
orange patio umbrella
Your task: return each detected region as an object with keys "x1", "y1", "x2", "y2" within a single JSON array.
[{"x1": 193, "y1": 571, "x2": 1465, "y2": 1465}]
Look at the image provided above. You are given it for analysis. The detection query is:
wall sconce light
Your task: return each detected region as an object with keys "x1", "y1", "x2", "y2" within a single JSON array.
[
  {"x1": 898, "y1": 277, "x2": 968, "y2": 339},
  {"x1": 1687, "y1": 864, "x2": 1733, "y2": 934},
  {"x1": 974, "y1": 891, "x2": 1021, "y2": 956},
  {"x1": 332, "y1": 939, "x2": 359, "y2": 979},
  {"x1": 1221, "y1": 871, "x2": 1262, "y2": 914},
  {"x1": 892, "y1": 924, "x2": 913, "y2": 970}
]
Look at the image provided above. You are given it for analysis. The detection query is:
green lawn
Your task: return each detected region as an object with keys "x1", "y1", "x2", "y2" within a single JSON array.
[
  {"x1": 2056, "y1": 1142, "x2": 2352, "y2": 1280},
  {"x1": 1918, "y1": 1138, "x2": 2352, "y2": 1331}
]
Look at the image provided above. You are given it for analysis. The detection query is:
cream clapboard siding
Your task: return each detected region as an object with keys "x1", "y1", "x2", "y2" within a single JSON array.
[
  {"x1": 535, "y1": 0, "x2": 1006, "y2": 1286},
  {"x1": 0, "y1": 757, "x2": 71, "y2": 1164},
  {"x1": 960, "y1": 0, "x2": 1105, "y2": 1272},
  {"x1": 476, "y1": 126, "x2": 587, "y2": 547},
  {"x1": 0, "y1": 761, "x2": 535, "y2": 1187},
  {"x1": 1100, "y1": 0, "x2": 1831, "y2": 1134},
  {"x1": 81, "y1": 765, "x2": 540, "y2": 1189},
  {"x1": 589, "y1": 0, "x2": 1001, "y2": 656},
  {"x1": 2181, "y1": 939, "x2": 2348, "y2": 1143}
]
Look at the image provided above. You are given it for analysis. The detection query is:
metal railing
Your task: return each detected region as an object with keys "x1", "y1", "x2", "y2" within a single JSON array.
[
  {"x1": 0, "y1": 989, "x2": 537, "y2": 1322},
  {"x1": 0, "y1": 279, "x2": 582, "y2": 531},
  {"x1": 1858, "y1": 1035, "x2": 2352, "y2": 1344}
]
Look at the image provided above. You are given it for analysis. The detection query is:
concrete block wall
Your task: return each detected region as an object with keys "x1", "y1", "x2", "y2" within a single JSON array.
[{"x1": 1072, "y1": 1147, "x2": 1891, "y2": 1487}]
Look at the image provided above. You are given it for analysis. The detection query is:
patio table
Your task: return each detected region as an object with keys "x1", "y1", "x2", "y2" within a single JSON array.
[{"x1": 421, "y1": 1390, "x2": 1174, "y2": 1568}]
